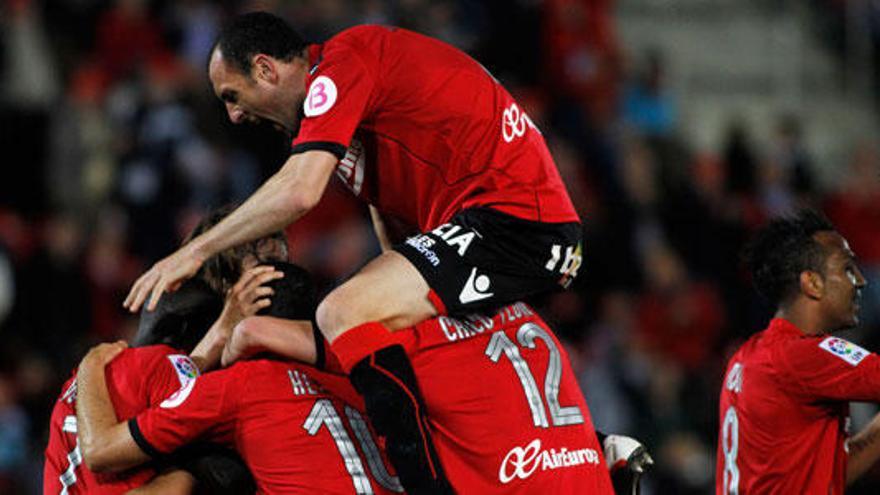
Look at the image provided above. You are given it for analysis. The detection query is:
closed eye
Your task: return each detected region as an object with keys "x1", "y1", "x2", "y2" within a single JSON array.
[{"x1": 220, "y1": 91, "x2": 238, "y2": 104}]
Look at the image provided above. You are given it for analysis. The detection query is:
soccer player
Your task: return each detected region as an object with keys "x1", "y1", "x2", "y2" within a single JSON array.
[
  {"x1": 716, "y1": 209, "x2": 880, "y2": 494},
  {"x1": 45, "y1": 204, "x2": 289, "y2": 494},
  {"x1": 43, "y1": 278, "x2": 255, "y2": 494},
  {"x1": 77, "y1": 261, "x2": 404, "y2": 495},
  {"x1": 123, "y1": 12, "x2": 584, "y2": 490}
]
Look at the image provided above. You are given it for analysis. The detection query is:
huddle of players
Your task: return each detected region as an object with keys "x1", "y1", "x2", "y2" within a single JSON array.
[
  {"x1": 50, "y1": 207, "x2": 880, "y2": 495},
  {"x1": 42, "y1": 8, "x2": 880, "y2": 493},
  {"x1": 44, "y1": 207, "x2": 641, "y2": 493},
  {"x1": 45, "y1": 11, "x2": 650, "y2": 495}
]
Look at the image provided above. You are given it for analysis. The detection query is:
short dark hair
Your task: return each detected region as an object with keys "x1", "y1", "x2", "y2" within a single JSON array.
[
  {"x1": 744, "y1": 209, "x2": 835, "y2": 307},
  {"x1": 213, "y1": 11, "x2": 306, "y2": 76},
  {"x1": 185, "y1": 204, "x2": 289, "y2": 295},
  {"x1": 257, "y1": 261, "x2": 317, "y2": 321},
  {"x1": 133, "y1": 279, "x2": 224, "y2": 352}
]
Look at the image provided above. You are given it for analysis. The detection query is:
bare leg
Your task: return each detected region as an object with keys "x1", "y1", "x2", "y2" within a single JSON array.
[
  {"x1": 316, "y1": 250, "x2": 438, "y2": 343},
  {"x1": 315, "y1": 251, "x2": 453, "y2": 493}
]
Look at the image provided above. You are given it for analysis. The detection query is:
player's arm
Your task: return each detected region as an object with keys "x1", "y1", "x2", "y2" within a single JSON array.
[
  {"x1": 76, "y1": 341, "x2": 151, "y2": 473},
  {"x1": 125, "y1": 150, "x2": 338, "y2": 313},
  {"x1": 847, "y1": 412, "x2": 880, "y2": 485},
  {"x1": 126, "y1": 470, "x2": 195, "y2": 495},
  {"x1": 222, "y1": 316, "x2": 317, "y2": 367},
  {"x1": 190, "y1": 266, "x2": 285, "y2": 372},
  {"x1": 369, "y1": 206, "x2": 416, "y2": 252}
]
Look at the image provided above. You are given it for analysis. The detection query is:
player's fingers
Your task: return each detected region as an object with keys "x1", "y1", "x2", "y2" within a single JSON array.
[
  {"x1": 243, "y1": 269, "x2": 284, "y2": 293},
  {"x1": 248, "y1": 286, "x2": 275, "y2": 300},
  {"x1": 146, "y1": 277, "x2": 170, "y2": 312},
  {"x1": 232, "y1": 265, "x2": 276, "y2": 293},
  {"x1": 125, "y1": 270, "x2": 157, "y2": 312}
]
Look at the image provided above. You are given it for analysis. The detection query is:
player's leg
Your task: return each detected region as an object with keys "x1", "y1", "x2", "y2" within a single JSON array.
[
  {"x1": 316, "y1": 252, "x2": 452, "y2": 494},
  {"x1": 316, "y1": 250, "x2": 437, "y2": 344}
]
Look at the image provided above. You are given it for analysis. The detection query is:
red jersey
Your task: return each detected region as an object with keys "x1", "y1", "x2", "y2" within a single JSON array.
[
  {"x1": 395, "y1": 302, "x2": 613, "y2": 494},
  {"x1": 716, "y1": 318, "x2": 880, "y2": 494},
  {"x1": 132, "y1": 359, "x2": 401, "y2": 495},
  {"x1": 43, "y1": 345, "x2": 199, "y2": 494},
  {"x1": 292, "y1": 25, "x2": 579, "y2": 231}
]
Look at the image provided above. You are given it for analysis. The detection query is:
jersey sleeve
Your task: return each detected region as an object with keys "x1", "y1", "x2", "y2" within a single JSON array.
[
  {"x1": 143, "y1": 351, "x2": 202, "y2": 407},
  {"x1": 777, "y1": 335, "x2": 880, "y2": 403},
  {"x1": 291, "y1": 40, "x2": 377, "y2": 159},
  {"x1": 129, "y1": 369, "x2": 234, "y2": 457}
]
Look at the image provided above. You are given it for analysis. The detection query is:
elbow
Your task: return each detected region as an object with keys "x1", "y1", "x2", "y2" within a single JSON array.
[
  {"x1": 81, "y1": 442, "x2": 115, "y2": 473},
  {"x1": 286, "y1": 189, "x2": 321, "y2": 216}
]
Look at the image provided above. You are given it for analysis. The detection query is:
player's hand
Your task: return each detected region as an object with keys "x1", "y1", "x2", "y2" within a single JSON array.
[
  {"x1": 217, "y1": 265, "x2": 285, "y2": 331},
  {"x1": 604, "y1": 434, "x2": 653, "y2": 495},
  {"x1": 124, "y1": 245, "x2": 204, "y2": 313},
  {"x1": 80, "y1": 340, "x2": 128, "y2": 369}
]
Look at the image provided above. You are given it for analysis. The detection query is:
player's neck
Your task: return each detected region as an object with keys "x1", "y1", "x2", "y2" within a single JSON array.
[{"x1": 774, "y1": 303, "x2": 826, "y2": 336}]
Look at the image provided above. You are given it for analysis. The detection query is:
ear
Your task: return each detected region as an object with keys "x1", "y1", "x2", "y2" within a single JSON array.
[
  {"x1": 799, "y1": 270, "x2": 824, "y2": 300},
  {"x1": 252, "y1": 54, "x2": 277, "y2": 83}
]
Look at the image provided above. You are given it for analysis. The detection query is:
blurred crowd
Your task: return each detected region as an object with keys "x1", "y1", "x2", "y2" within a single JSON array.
[{"x1": 1, "y1": 0, "x2": 879, "y2": 493}]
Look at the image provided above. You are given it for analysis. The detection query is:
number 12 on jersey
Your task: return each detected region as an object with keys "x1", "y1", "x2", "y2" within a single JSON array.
[{"x1": 485, "y1": 322, "x2": 584, "y2": 428}]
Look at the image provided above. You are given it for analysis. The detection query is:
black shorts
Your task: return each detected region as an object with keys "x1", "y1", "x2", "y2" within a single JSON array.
[{"x1": 394, "y1": 207, "x2": 583, "y2": 316}]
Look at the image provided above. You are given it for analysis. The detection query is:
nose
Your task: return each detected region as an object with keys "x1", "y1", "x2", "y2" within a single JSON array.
[{"x1": 226, "y1": 103, "x2": 245, "y2": 124}]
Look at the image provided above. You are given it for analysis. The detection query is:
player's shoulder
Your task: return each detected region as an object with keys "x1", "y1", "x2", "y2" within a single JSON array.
[
  {"x1": 326, "y1": 24, "x2": 393, "y2": 51},
  {"x1": 768, "y1": 330, "x2": 874, "y2": 377}
]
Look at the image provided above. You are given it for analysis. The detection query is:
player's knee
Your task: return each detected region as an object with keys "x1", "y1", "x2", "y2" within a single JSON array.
[{"x1": 315, "y1": 288, "x2": 358, "y2": 342}]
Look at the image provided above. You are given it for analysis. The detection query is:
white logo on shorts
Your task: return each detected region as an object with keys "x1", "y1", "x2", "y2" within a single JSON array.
[
  {"x1": 304, "y1": 76, "x2": 338, "y2": 117},
  {"x1": 459, "y1": 268, "x2": 494, "y2": 304}
]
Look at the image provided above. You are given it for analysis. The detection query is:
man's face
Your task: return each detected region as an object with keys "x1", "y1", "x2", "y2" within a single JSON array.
[
  {"x1": 814, "y1": 231, "x2": 867, "y2": 331},
  {"x1": 208, "y1": 49, "x2": 303, "y2": 133}
]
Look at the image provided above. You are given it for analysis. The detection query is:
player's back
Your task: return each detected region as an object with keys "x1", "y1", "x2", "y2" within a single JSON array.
[
  {"x1": 716, "y1": 319, "x2": 849, "y2": 495},
  {"x1": 133, "y1": 358, "x2": 402, "y2": 494},
  {"x1": 296, "y1": 25, "x2": 578, "y2": 229},
  {"x1": 228, "y1": 359, "x2": 402, "y2": 494},
  {"x1": 397, "y1": 302, "x2": 613, "y2": 494},
  {"x1": 43, "y1": 345, "x2": 194, "y2": 494}
]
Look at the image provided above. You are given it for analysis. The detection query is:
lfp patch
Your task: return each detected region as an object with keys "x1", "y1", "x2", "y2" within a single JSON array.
[
  {"x1": 168, "y1": 354, "x2": 199, "y2": 386},
  {"x1": 819, "y1": 337, "x2": 869, "y2": 366},
  {"x1": 160, "y1": 355, "x2": 200, "y2": 409}
]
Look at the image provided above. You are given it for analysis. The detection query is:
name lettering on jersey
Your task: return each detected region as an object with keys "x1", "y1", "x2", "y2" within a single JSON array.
[
  {"x1": 160, "y1": 355, "x2": 200, "y2": 409},
  {"x1": 501, "y1": 103, "x2": 538, "y2": 143},
  {"x1": 304, "y1": 75, "x2": 338, "y2": 117},
  {"x1": 497, "y1": 302, "x2": 535, "y2": 326},
  {"x1": 725, "y1": 363, "x2": 743, "y2": 394},
  {"x1": 499, "y1": 439, "x2": 600, "y2": 484},
  {"x1": 819, "y1": 337, "x2": 869, "y2": 366},
  {"x1": 405, "y1": 234, "x2": 440, "y2": 267},
  {"x1": 337, "y1": 138, "x2": 365, "y2": 195},
  {"x1": 431, "y1": 223, "x2": 477, "y2": 256},
  {"x1": 288, "y1": 369, "x2": 320, "y2": 396},
  {"x1": 439, "y1": 314, "x2": 495, "y2": 342}
]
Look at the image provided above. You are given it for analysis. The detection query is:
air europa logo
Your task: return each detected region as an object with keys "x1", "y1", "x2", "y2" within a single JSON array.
[{"x1": 498, "y1": 439, "x2": 600, "y2": 484}]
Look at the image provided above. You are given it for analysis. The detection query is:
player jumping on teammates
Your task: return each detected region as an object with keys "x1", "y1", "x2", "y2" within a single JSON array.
[{"x1": 124, "y1": 12, "x2": 584, "y2": 493}]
